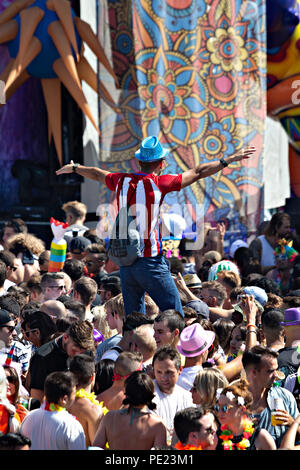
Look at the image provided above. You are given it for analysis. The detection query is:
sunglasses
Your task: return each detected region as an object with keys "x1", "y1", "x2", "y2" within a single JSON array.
[
  {"x1": 1, "y1": 325, "x2": 15, "y2": 333},
  {"x1": 214, "y1": 404, "x2": 235, "y2": 413},
  {"x1": 85, "y1": 261, "x2": 98, "y2": 266},
  {"x1": 24, "y1": 329, "x2": 38, "y2": 338},
  {"x1": 9, "y1": 266, "x2": 18, "y2": 272},
  {"x1": 6, "y1": 375, "x2": 16, "y2": 384},
  {"x1": 48, "y1": 285, "x2": 65, "y2": 291}
]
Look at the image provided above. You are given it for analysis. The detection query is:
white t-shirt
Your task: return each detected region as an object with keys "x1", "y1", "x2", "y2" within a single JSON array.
[
  {"x1": 101, "y1": 345, "x2": 123, "y2": 362},
  {"x1": 153, "y1": 380, "x2": 193, "y2": 442},
  {"x1": 20, "y1": 408, "x2": 86, "y2": 450},
  {"x1": 176, "y1": 365, "x2": 203, "y2": 391}
]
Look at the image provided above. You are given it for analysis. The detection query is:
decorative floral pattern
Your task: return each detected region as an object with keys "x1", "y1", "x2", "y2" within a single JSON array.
[
  {"x1": 122, "y1": 47, "x2": 209, "y2": 147},
  {"x1": 98, "y1": 0, "x2": 265, "y2": 236}
]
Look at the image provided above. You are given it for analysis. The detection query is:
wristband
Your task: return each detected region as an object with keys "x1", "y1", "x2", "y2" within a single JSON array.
[
  {"x1": 246, "y1": 329, "x2": 257, "y2": 334},
  {"x1": 246, "y1": 323, "x2": 257, "y2": 330},
  {"x1": 220, "y1": 158, "x2": 228, "y2": 168},
  {"x1": 72, "y1": 163, "x2": 79, "y2": 173}
]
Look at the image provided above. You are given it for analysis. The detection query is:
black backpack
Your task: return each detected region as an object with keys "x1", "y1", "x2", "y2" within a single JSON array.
[{"x1": 108, "y1": 181, "x2": 141, "y2": 267}]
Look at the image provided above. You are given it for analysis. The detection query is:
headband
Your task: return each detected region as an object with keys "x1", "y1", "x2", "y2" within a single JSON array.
[{"x1": 112, "y1": 362, "x2": 143, "y2": 382}]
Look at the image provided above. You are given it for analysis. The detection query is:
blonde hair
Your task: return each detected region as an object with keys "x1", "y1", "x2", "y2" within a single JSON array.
[
  {"x1": 217, "y1": 270, "x2": 241, "y2": 288},
  {"x1": 193, "y1": 368, "x2": 229, "y2": 409},
  {"x1": 62, "y1": 201, "x2": 87, "y2": 220},
  {"x1": 131, "y1": 324, "x2": 156, "y2": 356},
  {"x1": 92, "y1": 305, "x2": 117, "y2": 339},
  {"x1": 104, "y1": 293, "x2": 125, "y2": 320}
]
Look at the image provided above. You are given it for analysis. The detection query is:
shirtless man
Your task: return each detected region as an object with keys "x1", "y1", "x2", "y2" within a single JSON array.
[
  {"x1": 97, "y1": 351, "x2": 143, "y2": 410},
  {"x1": 93, "y1": 371, "x2": 167, "y2": 450},
  {"x1": 68, "y1": 354, "x2": 104, "y2": 447}
]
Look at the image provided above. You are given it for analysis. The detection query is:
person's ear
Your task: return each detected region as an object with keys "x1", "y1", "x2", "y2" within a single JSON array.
[
  {"x1": 90, "y1": 373, "x2": 96, "y2": 383},
  {"x1": 59, "y1": 394, "x2": 69, "y2": 407},
  {"x1": 173, "y1": 328, "x2": 179, "y2": 338},
  {"x1": 62, "y1": 333, "x2": 69, "y2": 344},
  {"x1": 188, "y1": 430, "x2": 199, "y2": 445}
]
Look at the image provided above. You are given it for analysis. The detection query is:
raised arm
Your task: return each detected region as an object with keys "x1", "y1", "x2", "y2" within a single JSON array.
[
  {"x1": 56, "y1": 160, "x2": 110, "y2": 185},
  {"x1": 280, "y1": 415, "x2": 300, "y2": 450},
  {"x1": 181, "y1": 147, "x2": 256, "y2": 188}
]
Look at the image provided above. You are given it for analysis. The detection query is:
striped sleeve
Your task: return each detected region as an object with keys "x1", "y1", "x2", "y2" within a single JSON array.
[
  {"x1": 105, "y1": 173, "x2": 124, "y2": 191},
  {"x1": 155, "y1": 174, "x2": 182, "y2": 195}
]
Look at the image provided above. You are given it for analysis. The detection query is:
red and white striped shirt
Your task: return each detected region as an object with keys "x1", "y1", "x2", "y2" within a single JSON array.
[{"x1": 105, "y1": 172, "x2": 182, "y2": 257}]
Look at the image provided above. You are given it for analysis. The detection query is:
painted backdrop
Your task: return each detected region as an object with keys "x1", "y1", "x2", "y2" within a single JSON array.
[
  {"x1": 94, "y1": 0, "x2": 266, "y2": 245},
  {"x1": 0, "y1": 0, "x2": 48, "y2": 210}
]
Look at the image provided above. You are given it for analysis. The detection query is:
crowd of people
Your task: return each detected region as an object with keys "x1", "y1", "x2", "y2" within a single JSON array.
[
  {"x1": 0, "y1": 207, "x2": 299, "y2": 452},
  {"x1": 0, "y1": 137, "x2": 299, "y2": 452}
]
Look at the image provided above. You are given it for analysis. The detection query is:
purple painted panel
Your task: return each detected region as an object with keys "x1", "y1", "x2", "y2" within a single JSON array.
[{"x1": 0, "y1": 0, "x2": 48, "y2": 209}]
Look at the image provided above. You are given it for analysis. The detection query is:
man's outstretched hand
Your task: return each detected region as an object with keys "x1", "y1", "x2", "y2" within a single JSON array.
[
  {"x1": 230, "y1": 146, "x2": 256, "y2": 163},
  {"x1": 56, "y1": 160, "x2": 76, "y2": 175}
]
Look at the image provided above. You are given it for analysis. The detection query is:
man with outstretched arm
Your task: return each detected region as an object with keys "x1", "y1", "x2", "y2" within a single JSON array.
[{"x1": 56, "y1": 136, "x2": 255, "y2": 317}]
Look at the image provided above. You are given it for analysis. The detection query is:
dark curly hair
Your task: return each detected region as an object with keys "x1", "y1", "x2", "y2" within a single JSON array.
[
  {"x1": 122, "y1": 371, "x2": 156, "y2": 411},
  {"x1": 245, "y1": 276, "x2": 281, "y2": 296}
]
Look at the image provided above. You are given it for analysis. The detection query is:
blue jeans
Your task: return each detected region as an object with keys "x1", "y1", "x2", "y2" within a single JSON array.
[{"x1": 120, "y1": 255, "x2": 184, "y2": 317}]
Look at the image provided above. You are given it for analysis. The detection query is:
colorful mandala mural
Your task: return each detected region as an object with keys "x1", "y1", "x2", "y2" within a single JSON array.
[{"x1": 97, "y1": 0, "x2": 266, "y2": 243}]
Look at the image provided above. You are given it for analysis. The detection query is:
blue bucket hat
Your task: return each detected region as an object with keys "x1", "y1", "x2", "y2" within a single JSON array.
[{"x1": 135, "y1": 136, "x2": 169, "y2": 162}]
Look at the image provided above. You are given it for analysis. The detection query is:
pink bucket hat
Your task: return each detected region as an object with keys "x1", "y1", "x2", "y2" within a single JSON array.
[{"x1": 177, "y1": 323, "x2": 215, "y2": 358}]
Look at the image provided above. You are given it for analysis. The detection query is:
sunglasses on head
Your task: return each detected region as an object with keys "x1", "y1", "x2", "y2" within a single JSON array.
[{"x1": 214, "y1": 404, "x2": 235, "y2": 413}]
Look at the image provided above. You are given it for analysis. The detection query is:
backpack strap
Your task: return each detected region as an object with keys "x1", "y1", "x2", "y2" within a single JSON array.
[{"x1": 110, "y1": 346, "x2": 123, "y2": 353}]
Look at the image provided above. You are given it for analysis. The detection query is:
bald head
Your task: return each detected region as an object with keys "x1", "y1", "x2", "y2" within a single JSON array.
[{"x1": 40, "y1": 300, "x2": 66, "y2": 322}]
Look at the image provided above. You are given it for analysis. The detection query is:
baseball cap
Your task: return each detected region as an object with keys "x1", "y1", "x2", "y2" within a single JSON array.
[
  {"x1": 185, "y1": 300, "x2": 209, "y2": 319},
  {"x1": 0, "y1": 309, "x2": 13, "y2": 327},
  {"x1": 230, "y1": 240, "x2": 249, "y2": 259},
  {"x1": 69, "y1": 236, "x2": 91, "y2": 254}
]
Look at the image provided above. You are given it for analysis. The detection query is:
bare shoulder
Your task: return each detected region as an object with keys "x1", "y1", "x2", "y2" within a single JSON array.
[
  {"x1": 71, "y1": 398, "x2": 103, "y2": 418},
  {"x1": 146, "y1": 412, "x2": 166, "y2": 428},
  {"x1": 255, "y1": 428, "x2": 276, "y2": 450}
]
